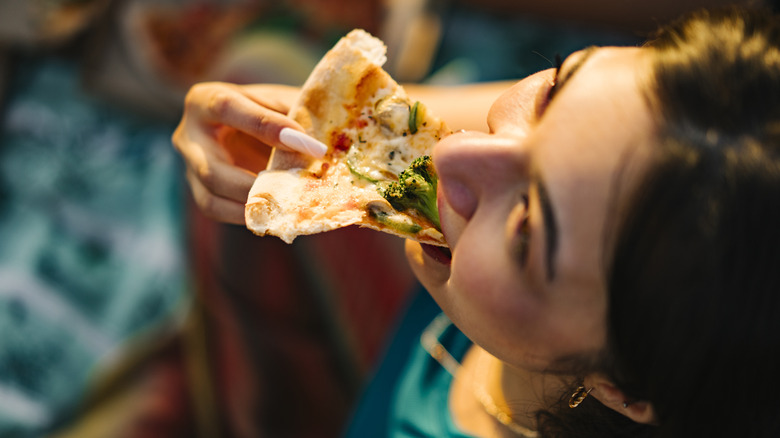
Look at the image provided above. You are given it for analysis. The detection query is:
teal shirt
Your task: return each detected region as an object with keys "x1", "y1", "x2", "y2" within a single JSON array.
[{"x1": 344, "y1": 289, "x2": 473, "y2": 437}]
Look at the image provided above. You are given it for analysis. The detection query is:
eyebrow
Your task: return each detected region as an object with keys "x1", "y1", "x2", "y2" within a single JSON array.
[
  {"x1": 532, "y1": 49, "x2": 598, "y2": 281},
  {"x1": 551, "y1": 46, "x2": 599, "y2": 99},
  {"x1": 536, "y1": 172, "x2": 559, "y2": 282}
]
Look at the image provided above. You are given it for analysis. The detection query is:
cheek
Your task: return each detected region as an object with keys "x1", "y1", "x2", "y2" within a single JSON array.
[
  {"x1": 447, "y1": 226, "x2": 542, "y2": 345},
  {"x1": 451, "y1": 251, "x2": 532, "y2": 320}
]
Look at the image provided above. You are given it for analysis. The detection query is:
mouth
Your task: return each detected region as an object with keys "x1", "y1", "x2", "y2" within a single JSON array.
[{"x1": 421, "y1": 243, "x2": 452, "y2": 266}]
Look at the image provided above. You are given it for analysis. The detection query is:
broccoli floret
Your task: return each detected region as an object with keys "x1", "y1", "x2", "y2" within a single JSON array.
[{"x1": 379, "y1": 156, "x2": 440, "y2": 230}]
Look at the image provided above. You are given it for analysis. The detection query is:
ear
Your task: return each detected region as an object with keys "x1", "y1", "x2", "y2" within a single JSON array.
[{"x1": 584, "y1": 374, "x2": 658, "y2": 425}]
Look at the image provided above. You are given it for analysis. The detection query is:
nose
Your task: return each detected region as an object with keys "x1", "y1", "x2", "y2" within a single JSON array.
[
  {"x1": 432, "y1": 69, "x2": 554, "y2": 221},
  {"x1": 433, "y1": 130, "x2": 531, "y2": 221}
]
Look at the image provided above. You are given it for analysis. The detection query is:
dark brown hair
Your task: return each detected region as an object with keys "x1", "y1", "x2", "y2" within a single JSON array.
[
  {"x1": 537, "y1": 7, "x2": 780, "y2": 437},
  {"x1": 607, "y1": 6, "x2": 780, "y2": 437}
]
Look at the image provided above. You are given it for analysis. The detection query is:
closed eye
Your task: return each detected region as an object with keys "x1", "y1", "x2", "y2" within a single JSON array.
[
  {"x1": 509, "y1": 195, "x2": 531, "y2": 267},
  {"x1": 544, "y1": 46, "x2": 599, "y2": 111},
  {"x1": 547, "y1": 53, "x2": 564, "y2": 101}
]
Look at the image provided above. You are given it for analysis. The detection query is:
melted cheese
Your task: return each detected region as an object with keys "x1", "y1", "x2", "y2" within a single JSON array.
[{"x1": 339, "y1": 92, "x2": 444, "y2": 184}]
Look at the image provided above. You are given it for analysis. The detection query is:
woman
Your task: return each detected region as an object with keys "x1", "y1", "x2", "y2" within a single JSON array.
[{"x1": 173, "y1": 7, "x2": 780, "y2": 437}]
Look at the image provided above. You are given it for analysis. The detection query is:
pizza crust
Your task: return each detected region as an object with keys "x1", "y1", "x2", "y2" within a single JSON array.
[
  {"x1": 267, "y1": 29, "x2": 388, "y2": 172},
  {"x1": 246, "y1": 29, "x2": 449, "y2": 245}
]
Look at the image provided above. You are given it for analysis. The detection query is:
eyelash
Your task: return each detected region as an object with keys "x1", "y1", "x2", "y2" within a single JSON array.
[
  {"x1": 516, "y1": 194, "x2": 531, "y2": 266},
  {"x1": 513, "y1": 54, "x2": 561, "y2": 264},
  {"x1": 514, "y1": 54, "x2": 563, "y2": 266},
  {"x1": 548, "y1": 53, "x2": 564, "y2": 101}
]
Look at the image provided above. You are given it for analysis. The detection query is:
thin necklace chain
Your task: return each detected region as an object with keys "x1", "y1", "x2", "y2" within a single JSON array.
[{"x1": 421, "y1": 314, "x2": 539, "y2": 438}]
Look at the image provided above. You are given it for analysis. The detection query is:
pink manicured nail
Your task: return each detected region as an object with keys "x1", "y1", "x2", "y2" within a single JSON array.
[{"x1": 279, "y1": 128, "x2": 328, "y2": 158}]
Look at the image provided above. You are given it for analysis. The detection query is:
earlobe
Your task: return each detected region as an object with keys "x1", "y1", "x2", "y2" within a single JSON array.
[
  {"x1": 584, "y1": 374, "x2": 658, "y2": 425},
  {"x1": 621, "y1": 400, "x2": 657, "y2": 425}
]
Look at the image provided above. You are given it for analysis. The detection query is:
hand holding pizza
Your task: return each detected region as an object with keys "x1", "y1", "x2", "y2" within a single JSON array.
[
  {"x1": 173, "y1": 30, "x2": 449, "y2": 245},
  {"x1": 172, "y1": 82, "x2": 327, "y2": 224}
]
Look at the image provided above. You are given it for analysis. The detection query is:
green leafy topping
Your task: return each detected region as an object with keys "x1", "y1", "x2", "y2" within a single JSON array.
[
  {"x1": 408, "y1": 101, "x2": 420, "y2": 134},
  {"x1": 368, "y1": 205, "x2": 423, "y2": 234}
]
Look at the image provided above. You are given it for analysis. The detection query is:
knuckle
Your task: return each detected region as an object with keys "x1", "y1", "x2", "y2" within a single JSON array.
[
  {"x1": 252, "y1": 111, "x2": 278, "y2": 141},
  {"x1": 185, "y1": 82, "x2": 232, "y2": 119},
  {"x1": 171, "y1": 125, "x2": 184, "y2": 150},
  {"x1": 197, "y1": 165, "x2": 217, "y2": 190},
  {"x1": 205, "y1": 90, "x2": 233, "y2": 119},
  {"x1": 184, "y1": 83, "x2": 206, "y2": 109}
]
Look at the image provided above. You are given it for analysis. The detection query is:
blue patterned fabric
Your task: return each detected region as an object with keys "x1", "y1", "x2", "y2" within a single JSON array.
[{"x1": 0, "y1": 56, "x2": 187, "y2": 436}]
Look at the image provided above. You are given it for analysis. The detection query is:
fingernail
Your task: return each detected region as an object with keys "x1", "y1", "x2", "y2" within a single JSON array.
[{"x1": 279, "y1": 128, "x2": 328, "y2": 158}]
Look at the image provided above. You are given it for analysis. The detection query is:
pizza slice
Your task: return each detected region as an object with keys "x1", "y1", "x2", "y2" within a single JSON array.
[{"x1": 245, "y1": 29, "x2": 450, "y2": 246}]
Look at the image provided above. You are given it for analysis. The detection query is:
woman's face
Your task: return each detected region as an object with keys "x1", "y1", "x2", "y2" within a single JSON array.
[{"x1": 407, "y1": 47, "x2": 658, "y2": 370}]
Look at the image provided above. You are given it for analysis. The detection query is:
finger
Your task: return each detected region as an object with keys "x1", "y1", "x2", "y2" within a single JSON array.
[
  {"x1": 196, "y1": 159, "x2": 257, "y2": 204},
  {"x1": 216, "y1": 126, "x2": 272, "y2": 173},
  {"x1": 175, "y1": 128, "x2": 257, "y2": 203},
  {"x1": 186, "y1": 169, "x2": 247, "y2": 225},
  {"x1": 187, "y1": 83, "x2": 327, "y2": 158},
  {"x1": 184, "y1": 144, "x2": 257, "y2": 204}
]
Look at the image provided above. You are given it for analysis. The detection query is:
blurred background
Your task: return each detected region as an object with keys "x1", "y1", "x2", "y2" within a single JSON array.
[{"x1": 0, "y1": 0, "x2": 638, "y2": 437}]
